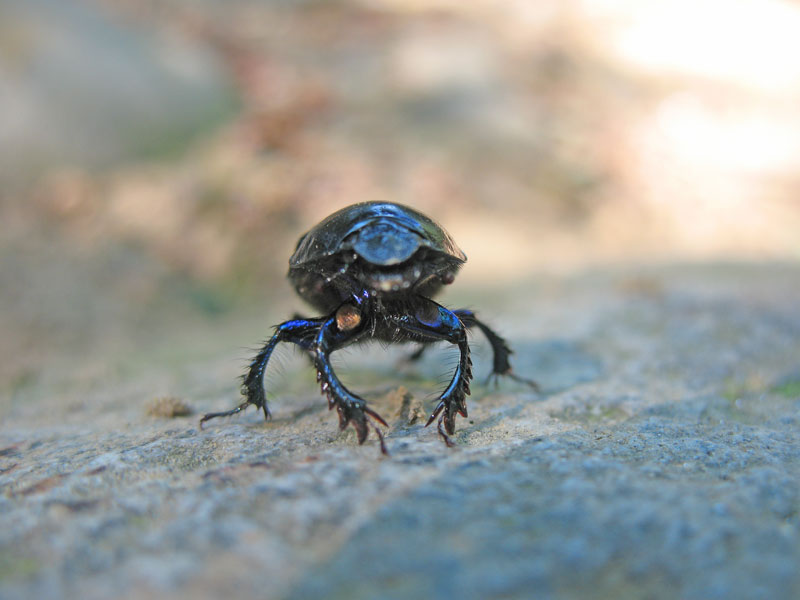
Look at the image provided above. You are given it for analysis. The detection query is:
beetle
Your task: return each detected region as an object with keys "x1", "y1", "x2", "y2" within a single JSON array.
[{"x1": 201, "y1": 201, "x2": 535, "y2": 452}]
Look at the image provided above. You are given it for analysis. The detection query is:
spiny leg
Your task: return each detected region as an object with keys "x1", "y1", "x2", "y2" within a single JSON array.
[
  {"x1": 314, "y1": 305, "x2": 388, "y2": 454},
  {"x1": 427, "y1": 333, "x2": 471, "y2": 444},
  {"x1": 454, "y1": 309, "x2": 539, "y2": 391},
  {"x1": 404, "y1": 309, "x2": 537, "y2": 391},
  {"x1": 200, "y1": 318, "x2": 324, "y2": 428},
  {"x1": 390, "y1": 300, "x2": 472, "y2": 445}
]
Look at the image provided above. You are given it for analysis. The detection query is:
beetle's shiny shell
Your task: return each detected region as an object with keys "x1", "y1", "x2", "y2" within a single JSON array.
[{"x1": 290, "y1": 202, "x2": 466, "y2": 268}]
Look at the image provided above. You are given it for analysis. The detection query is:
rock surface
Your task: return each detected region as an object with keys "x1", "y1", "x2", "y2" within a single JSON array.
[{"x1": 1, "y1": 265, "x2": 799, "y2": 599}]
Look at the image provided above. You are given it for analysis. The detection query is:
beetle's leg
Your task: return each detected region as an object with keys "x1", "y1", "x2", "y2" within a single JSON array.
[
  {"x1": 389, "y1": 300, "x2": 472, "y2": 441},
  {"x1": 200, "y1": 318, "x2": 324, "y2": 428},
  {"x1": 314, "y1": 306, "x2": 388, "y2": 454},
  {"x1": 289, "y1": 313, "x2": 320, "y2": 366},
  {"x1": 454, "y1": 309, "x2": 539, "y2": 391}
]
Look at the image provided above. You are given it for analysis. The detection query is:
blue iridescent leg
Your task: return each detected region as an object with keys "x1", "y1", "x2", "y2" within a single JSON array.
[
  {"x1": 200, "y1": 318, "x2": 323, "y2": 427},
  {"x1": 391, "y1": 301, "x2": 472, "y2": 445},
  {"x1": 406, "y1": 310, "x2": 533, "y2": 385},
  {"x1": 314, "y1": 315, "x2": 388, "y2": 452},
  {"x1": 455, "y1": 309, "x2": 539, "y2": 390}
]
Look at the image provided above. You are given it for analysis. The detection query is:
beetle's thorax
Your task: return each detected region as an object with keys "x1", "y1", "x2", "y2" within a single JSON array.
[{"x1": 352, "y1": 250, "x2": 460, "y2": 295}]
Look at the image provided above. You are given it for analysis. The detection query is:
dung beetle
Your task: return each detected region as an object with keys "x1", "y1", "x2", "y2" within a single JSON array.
[{"x1": 201, "y1": 201, "x2": 535, "y2": 452}]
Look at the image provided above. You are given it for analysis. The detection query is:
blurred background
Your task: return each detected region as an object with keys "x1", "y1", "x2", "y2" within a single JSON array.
[{"x1": 2, "y1": 0, "x2": 800, "y2": 388}]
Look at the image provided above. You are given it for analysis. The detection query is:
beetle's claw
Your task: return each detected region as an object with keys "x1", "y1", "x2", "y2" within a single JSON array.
[
  {"x1": 427, "y1": 400, "x2": 456, "y2": 441},
  {"x1": 372, "y1": 423, "x2": 389, "y2": 455},
  {"x1": 337, "y1": 404, "x2": 370, "y2": 444},
  {"x1": 364, "y1": 406, "x2": 389, "y2": 428},
  {"x1": 425, "y1": 400, "x2": 446, "y2": 428},
  {"x1": 437, "y1": 414, "x2": 457, "y2": 447},
  {"x1": 443, "y1": 402, "x2": 458, "y2": 435},
  {"x1": 425, "y1": 395, "x2": 464, "y2": 439},
  {"x1": 326, "y1": 383, "x2": 388, "y2": 452}
]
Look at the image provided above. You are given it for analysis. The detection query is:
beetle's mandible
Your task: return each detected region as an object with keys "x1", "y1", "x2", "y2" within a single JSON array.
[{"x1": 201, "y1": 201, "x2": 535, "y2": 452}]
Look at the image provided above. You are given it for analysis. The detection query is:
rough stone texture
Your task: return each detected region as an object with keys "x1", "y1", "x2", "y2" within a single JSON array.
[{"x1": 1, "y1": 265, "x2": 799, "y2": 599}]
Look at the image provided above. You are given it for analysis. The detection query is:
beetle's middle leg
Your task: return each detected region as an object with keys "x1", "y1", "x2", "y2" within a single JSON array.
[{"x1": 200, "y1": 318, "x2": 324, "y2": 427}]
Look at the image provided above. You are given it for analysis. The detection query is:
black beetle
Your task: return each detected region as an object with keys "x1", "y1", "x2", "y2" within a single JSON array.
[{"x1": 201, "y1": 202, "x2": 535, "y2": 451}]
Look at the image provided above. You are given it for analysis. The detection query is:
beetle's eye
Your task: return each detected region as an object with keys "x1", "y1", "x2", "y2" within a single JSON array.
[
  {"x1": 441, "y1": 272, "x2": 455, "y2": 285},
  {"x1": 415, "y1": 303, "x2": 441, "y2": 327}
]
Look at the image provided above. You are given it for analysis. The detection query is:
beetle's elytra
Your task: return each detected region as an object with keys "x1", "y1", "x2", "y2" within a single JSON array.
[{"x1": 201, "y1": 202, "x2": 535, "y2": 452}]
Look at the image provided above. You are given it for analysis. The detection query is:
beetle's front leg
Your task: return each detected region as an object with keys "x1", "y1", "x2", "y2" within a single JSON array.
[
  {"x1": 315, "y1": 305, "x2": 389, "y2": 453},
  {"x1": 200, "y1": 318, "x2": 323, "y2": 427},
  {"x1": 390, "y1": 300, "x2": 472, "y2": 445}
]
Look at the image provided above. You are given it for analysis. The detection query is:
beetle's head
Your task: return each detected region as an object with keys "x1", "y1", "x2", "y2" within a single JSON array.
[
  {"x1": 346, "y1": 248, "x2": 462, "y2": 297},
  {"x1": 341, "y1": 220, "x2": 463, "y2": 296}
]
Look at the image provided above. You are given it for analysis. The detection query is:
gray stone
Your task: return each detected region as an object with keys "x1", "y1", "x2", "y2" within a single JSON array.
[{"x1": 1, "y1": 265, "x2": 799, "y2": 599}]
